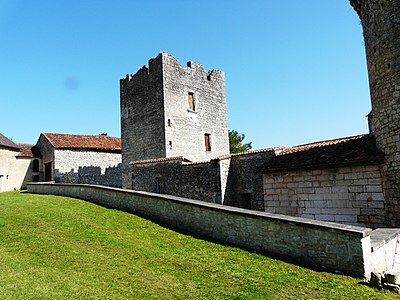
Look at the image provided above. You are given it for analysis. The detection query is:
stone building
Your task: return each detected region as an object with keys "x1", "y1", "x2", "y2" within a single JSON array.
[
  {"x1": 35, "y1": 133, "x2": 122, "y2": 188},
  {"x1": 260, "y1": 134, "x2": 386, "y2": 227},
  {"x1": 0, "y1": 133, "x2": 40, "y2": 192}
]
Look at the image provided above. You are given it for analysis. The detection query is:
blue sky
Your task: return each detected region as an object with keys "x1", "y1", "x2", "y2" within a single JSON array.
[{"x1": 0, "y1": 1, "x2": 369, "y2": 149}]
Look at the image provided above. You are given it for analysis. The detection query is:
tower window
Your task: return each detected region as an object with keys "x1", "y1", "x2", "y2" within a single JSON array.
[
  {"x1": 188, "y1": 92, "x2": 195, "y2": 111},
  {"x1": 204, "y1": 134, "x2": 211, "y2": 152},
  {"x1": 167, "y1": 119, "x2": 171, "y2": 127}
]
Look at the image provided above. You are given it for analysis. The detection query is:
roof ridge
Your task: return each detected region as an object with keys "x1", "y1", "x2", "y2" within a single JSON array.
[{"x1": 280, "y1": 134, "x2": 368, "y2": 156}]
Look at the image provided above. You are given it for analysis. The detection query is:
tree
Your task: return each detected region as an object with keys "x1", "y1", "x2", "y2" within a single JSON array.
[
  {"x1": 99, "y1": 133, "x2": 108, "y2": 136},
  {"x1": 229, "y1": 129, "x2": 252, "y2": 154}
]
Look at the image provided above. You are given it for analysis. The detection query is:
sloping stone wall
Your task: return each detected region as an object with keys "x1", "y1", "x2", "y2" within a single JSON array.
[{"x1": 27, "y1": 182, "x2": 373, "y2": 278}]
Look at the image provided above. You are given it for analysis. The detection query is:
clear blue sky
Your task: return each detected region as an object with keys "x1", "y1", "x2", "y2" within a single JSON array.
[{"x1": 0, "y1": 0, "x2": 369, "y2": 149}]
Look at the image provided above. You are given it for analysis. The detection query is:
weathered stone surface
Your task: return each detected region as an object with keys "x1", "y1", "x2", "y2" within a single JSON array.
[
  {"x1": 263, "y1": 165, "x2": 385, "y2": 228},
  {"x1": 120, "y1": 53, "x2": 229, "y2": 189},
  {"x1": 350, "y1": 0, "x2": 400, "y2": 226}
]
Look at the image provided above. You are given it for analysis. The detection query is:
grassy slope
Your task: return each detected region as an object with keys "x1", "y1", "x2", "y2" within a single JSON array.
[{"x1": 0, "y1": 191, "x2": 397, "y2": 300}]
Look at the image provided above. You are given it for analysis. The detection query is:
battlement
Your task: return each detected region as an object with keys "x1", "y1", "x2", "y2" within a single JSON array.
[{"x1": 121, "y1": 52, "x2": 225, "y2": 85}]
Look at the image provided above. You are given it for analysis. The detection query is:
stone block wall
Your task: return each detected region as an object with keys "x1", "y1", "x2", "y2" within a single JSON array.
[
  {"x1": 27, "y1": 182, "x2": 374, "y2": 278},
  {"x1": 224, "y1": 150, "x2": 278, "y2": 210},
  {"x1": 263, "y1": 165, "x2": 385, "y2": 228},
  {"x1": 162, "y1": 53, "x2": 229, "y2": 162},
  {"x1": 350, "y1": 0, "x2": 400, "y2": 226},
  {"x1": 120, "y1": 56, "x2": 166, "y2": 166},
  {"x1": 54, "y1": 149, "x2": 122, "y2": 188},
  {"x1": 131, "y1": 158, "x2": 223, "y2": 204},
  {"x1": 120, "y1": 52, "x2": 229, "y2": 188}
]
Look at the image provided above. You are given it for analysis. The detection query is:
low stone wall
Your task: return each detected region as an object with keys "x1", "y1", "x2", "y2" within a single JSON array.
[{"x1": 27, "y1": 182, "x2": 372, "y2": 278}]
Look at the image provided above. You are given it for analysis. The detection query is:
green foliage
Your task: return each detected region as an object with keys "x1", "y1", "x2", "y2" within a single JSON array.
[
  {"x1": 99, "y1": 133, "x2": 108, "y2": 136},
  {"x1": 229, "y1": 129, "x2": 252, "y2": 153},
  {"x1": 0, "y1": 191, "x2": 396, "y2": 299}
]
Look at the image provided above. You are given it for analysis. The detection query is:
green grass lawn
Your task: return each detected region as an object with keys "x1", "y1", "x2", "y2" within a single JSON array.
[{"x1": 0, "y1": 191, "x2": 398, "y2": 300}]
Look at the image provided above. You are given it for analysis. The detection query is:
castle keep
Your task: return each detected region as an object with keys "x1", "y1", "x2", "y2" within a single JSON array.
[{"x1": 120, "y1": 52, "x2": 229, "y2": 188}]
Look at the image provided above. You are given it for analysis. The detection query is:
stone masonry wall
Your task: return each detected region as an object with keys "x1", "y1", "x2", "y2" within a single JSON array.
[
  {"x1": 120, "y1": 54, "x2": 166, "y2": 188},
  {"x1": 263, "y1": 165, "x2": 385, "y2": 228},
  {"x1": 224, "y1": 150, "x2": 278, "y2": 210},
  {"x1": 162, "y1": 53, "x2": 229, "y2": 162},
  {"x1": 27, "y1": 182, "x2": 373, "y2": 278},
  {"x1": 54, "y1": 149, "x2": 122, "y2": 188},
  {"x1": 131, "y1": 159, "x2": 223, "y2": 204},
  {"x1": 36, "y1": 134, "x2": 55, "y2": 180},
  {"x1": 350, "y1": 0, "x2": 400, "y2": 226}
]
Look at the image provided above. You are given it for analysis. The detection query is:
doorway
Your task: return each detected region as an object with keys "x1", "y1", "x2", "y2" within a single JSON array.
[{"x1": 44, "y1": 162, "x2": 52, "y2": 181}]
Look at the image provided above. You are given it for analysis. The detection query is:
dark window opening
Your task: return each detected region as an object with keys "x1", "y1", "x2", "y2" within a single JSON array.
[
  {"x1": 156, "y1": 177, "x2": 163, "y2": 194},
  {"x1": 33, "y1": 175, "x2": 39, "y2": 182},
  {"x1": 204, "y1": 134, "x2": 211, "y2": 151},
  {"x1": 188, "y1": 92, "x2": 195, "y2": 111},
  {"x1": 236, "y1": 193, "x2": 252, "y2": 209},
  {"x1": 44, "y1": 162, "x2": 52, "y2": 181},
  {"x1": 168, "y1": 119, "x2": 171, "y2": 127},
  {"x1": 32, "y1": 159, "x2": 39, "y2": 172},
  {"x1": 169, "y1": 141, "x2": 172, "y2": 149}
]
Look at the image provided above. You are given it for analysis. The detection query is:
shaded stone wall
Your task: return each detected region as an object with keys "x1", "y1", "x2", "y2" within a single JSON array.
[
  {"x1": 120, "y1": 55, "x2": 166, "y2": 187},
  {"x1": 350, "y1": 0, "x2": 400, "y2": 226},
  {"x1": 224, "y1": 150, "x2": 277, "y2": 210},
  {"x1": 131, "y1": 159, "x2": 223, "y2": 204},
  {"x1": 27, "y1": 182, "x2": 373, "y2": 278},
  {"x1": 36, "y1": 134, "x2": 55, "y2": 180},
  {"x1": 263, "y1": 165, "x2": 385, "y2": 228}
]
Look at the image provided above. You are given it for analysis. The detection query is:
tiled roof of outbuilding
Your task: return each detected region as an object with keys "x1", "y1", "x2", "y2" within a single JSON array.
[
  {"x1": 0, "y1": 133, "x2": 20, "y2": 150},
  {"x1": 260, "y1": 134, "x2": 384, "y2": 173},
  {"x1": 16, "y1": 143, "x2": 42, "y2": 158},
  {"x1": 42, "y1": 133, "x2": 121, "y2": 151}
]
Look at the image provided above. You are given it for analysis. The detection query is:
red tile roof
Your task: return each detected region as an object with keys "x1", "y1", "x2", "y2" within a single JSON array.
[
  {"x1": 42, "y1": 133, "x2": 121, "y2": 151},
  {"x1": 15, "y1": 143, "x2": 42, "y2": 158},
  {"x1": 260, "y1": 134, "x2": 384, "y2": 172},
  {"x1": 0, "y1": 133, "x2": 20, "y2": 150},
  {"x1": 130, "y1": 156, "x2": 190, "y2": 165}
]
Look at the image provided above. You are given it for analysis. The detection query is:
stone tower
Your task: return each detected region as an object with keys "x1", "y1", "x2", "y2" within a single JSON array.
[
  {"x1": 350, "y1": 1, "x2": 400, "y2": 225},
  {"x1": 120, "y1": 52, "x2": 229, "y2": 188}
]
